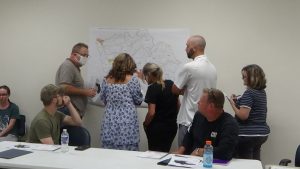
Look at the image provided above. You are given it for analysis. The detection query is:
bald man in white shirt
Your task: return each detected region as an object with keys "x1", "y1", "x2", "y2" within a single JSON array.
[{"x1": 172, "y1": 35, "x2": 217, "y2": 146}]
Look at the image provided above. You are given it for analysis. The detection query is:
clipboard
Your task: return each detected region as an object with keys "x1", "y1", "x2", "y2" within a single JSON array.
[
  {"x1": 157, "y1": 158, "x2": 171, "y2": 166},
  {"x1": 0, "y1": 148, "x2": 32, "y2": 159}
]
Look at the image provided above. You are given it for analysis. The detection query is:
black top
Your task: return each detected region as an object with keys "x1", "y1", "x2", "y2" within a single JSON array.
[
  {"x1": 144, "y1": 80, "x2": 178, "y2": 124},
  {"x1": 182, "y1": 112, "x2": 239, "y2": 160}
]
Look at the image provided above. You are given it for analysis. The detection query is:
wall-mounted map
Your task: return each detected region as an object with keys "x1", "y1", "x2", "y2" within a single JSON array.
[{"x1": 86, "y1": 28, "x2": 189, "y2": 106}]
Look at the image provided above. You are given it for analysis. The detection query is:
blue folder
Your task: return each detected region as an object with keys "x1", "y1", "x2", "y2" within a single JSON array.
[{"x1": 0, "y1": 148, "x2": 32, "y2": 159}]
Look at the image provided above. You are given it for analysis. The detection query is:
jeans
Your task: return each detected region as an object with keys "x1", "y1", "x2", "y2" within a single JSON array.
[
  {"x1": 178, "y1": 124, "x2": 189, "y2": 147},
  {"x1": 235, "y1": 136, "x2": 268, "y2": 160}
]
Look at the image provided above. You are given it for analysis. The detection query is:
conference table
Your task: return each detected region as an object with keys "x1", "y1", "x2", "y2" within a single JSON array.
[{"x1": 0, "y1": 141, "x2": 263, "y2": 169}]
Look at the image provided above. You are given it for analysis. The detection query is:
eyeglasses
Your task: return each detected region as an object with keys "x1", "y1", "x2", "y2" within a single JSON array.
[
  {"x1": 0, "y1": 93, "x2": 8, "y2": 96},
  {"x1": 76, "y1": 53, "x2": 89, "y2": 57}
]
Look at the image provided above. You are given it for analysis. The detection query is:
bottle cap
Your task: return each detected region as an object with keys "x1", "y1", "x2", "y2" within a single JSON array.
[
  {"x1": 63, "y1": 129, "x2": 67, "y2": 132},
  {"x1": 205, "y1": 140, "x2": 212, "y2": 145}
]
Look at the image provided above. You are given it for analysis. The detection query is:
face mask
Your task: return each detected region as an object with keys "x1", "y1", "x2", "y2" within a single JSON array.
[{"x1": 78, "y1": 55, "x2": 88, "y2": 66}]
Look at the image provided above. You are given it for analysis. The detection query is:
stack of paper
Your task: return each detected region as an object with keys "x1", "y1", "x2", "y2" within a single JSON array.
[
  {"x1": 157, "y1": 154, "x2": 201, "y2": 168},
  {"x1": 137, "y1": 151, "x2": 168, "y2": 159}
]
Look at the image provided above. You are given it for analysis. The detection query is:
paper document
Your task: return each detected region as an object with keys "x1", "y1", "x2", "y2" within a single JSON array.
[
  {"x1": 1, "y1": 141, "x2": 60, "y2": 151},
  {"x1": 266, "y1": 165, "x2": 299, "y2": 169},
  {"x1": 30, "y1": 144, "x2": 61, "y2": 151},
  {"x1": 158, "y1": 154, "x2": 201, "y2": 168},
  {"x1": 137, "y1": 151, "x2": 168, "y2": 159}
]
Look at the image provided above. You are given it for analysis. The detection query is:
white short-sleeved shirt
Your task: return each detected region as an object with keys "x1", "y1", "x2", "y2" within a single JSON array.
[{"x1": 175, "y1": 55, "x2": 217, "y2": 126}]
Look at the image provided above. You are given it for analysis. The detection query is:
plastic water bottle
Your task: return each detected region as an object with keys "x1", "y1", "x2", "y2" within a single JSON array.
[
  {"x1": 203, "y1": 140, "x2": 213, "y2": 168},
  {"x1": 60, "y1": 129, "x2": 69, "y2": 153}
]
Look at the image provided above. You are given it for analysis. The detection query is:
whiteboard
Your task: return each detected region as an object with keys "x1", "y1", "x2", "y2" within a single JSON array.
[{"x1": 86, "y1": 28, "x2": 190, "y2": 106}]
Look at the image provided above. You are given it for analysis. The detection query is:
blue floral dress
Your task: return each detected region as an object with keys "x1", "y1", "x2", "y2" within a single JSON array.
[{"x1": 100, "y1": 75, "x2": 143, "y2": 151}]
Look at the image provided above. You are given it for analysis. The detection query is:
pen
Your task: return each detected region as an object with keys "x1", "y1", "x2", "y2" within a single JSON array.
[
  {"x1": 14, "y1": 144, "x2": 29, "y2": 148},
  {"x1": 160, "y1": 153, "x2": 169, "y2": 159},
  {"x1": 174, "y1": 160, "x2": 194, "y2": 165},
  {"x1": 174, "y1": 154, "x2": 189, "y2": 158}
]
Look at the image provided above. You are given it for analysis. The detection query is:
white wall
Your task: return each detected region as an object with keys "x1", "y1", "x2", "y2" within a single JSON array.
[{"x1": 1, "y1": 0, "x2": 299, "y2": 166}]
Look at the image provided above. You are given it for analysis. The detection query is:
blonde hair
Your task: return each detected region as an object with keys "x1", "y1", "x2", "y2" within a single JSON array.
[{"x1": 142, "y1": 63, "x2": 165, "y2": 88}]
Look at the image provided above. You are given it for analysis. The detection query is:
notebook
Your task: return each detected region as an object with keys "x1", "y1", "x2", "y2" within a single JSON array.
[
  {"x1": 213, "y1": 159, "x2": 231, "y2": 165},
  {"x1": 0, "y1": 149, "x2": 32, "y2": 159}
]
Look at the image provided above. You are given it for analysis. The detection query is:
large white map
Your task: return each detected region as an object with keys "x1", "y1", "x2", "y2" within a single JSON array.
[{"x1": 86, "y1": 28, "x2": 190, "y2": 105}]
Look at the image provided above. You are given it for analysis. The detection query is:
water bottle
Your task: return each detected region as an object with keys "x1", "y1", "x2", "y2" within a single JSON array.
[
  {"x1": 203, "y1": 140, "x2": 213, "y2": 168},
  {"x1": 60, "y1": 129, "x2": 69, "y2": 153}
]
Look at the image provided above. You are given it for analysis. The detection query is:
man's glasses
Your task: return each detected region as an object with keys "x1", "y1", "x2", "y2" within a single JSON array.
[
  {"x1": 0, "y1": 93, "x2": 8, "y2": 96},
  {"x1": 76, "y1": 53, "x2": 89, "y2": 57}
]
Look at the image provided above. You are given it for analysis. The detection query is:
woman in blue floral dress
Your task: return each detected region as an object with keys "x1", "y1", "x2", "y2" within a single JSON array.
[{"x1": 100, "y1": 53, "x2": 143, "y2": 151}]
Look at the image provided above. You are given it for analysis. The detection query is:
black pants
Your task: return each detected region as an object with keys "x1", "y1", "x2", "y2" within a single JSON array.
[
  {"x1": 235, "y1": 136, "x2": 268, "y2": 160},
  {"x1": 144, "y1": 122, "x2": 177, "y2": 152}
]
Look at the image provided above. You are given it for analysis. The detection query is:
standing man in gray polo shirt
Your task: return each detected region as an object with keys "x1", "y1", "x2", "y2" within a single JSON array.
[
  {"x1": 55, "y1": 43, "x2": 96, "y2": 117},
  {"x1": 172, "y1": 35, "x2": 217, "y2": 146}
]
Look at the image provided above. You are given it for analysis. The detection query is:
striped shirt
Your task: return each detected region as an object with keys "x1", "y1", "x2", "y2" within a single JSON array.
[{"x1": 236, "y1": 88, "x2": 270, "y2": 136}]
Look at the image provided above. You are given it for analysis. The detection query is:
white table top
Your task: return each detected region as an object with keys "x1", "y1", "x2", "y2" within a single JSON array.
[{"x1": 0, "y1": 141, "x2": 263, "y2": 169}]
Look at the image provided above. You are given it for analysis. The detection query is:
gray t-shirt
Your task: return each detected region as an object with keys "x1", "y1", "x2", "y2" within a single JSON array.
[
  {"x1": 55, "y1": 59, "x2": 87, "y2": 116},
  {"x1": 0, "y1": 102, "x2": 19, "y2": 136}
]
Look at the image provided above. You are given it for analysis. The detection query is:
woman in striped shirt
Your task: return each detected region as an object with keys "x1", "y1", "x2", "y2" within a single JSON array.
[{"x1": 229, "y1": 64, "x2": 270, "y2": 160}]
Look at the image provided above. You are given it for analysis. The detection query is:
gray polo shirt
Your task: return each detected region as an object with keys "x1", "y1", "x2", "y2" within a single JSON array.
[{"x1": 55, "y1": 59, "x2": 87, "y2": 116}]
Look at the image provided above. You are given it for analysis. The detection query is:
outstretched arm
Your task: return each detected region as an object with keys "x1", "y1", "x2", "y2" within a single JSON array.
[
  {"x1": 62, "y1": 84, "x2": 96, "y2": 97},
  {"x1": 40, "y1": 137, "x2": 54, "y2": 145},
  {"x1": 172, "y1": 84, "x2": 185, "y2": 95}
]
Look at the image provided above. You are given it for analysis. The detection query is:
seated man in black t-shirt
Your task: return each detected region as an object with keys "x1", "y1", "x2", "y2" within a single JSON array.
[{"x1": 174, "y1": 88, "x2": 238, "y2": 160}]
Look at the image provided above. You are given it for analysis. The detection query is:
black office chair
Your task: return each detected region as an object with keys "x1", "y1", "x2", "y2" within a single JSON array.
[
  {"x1": 279, "y1": 144, "x2": 300, "y2": 167},
  {"x1": 61, "y1": 126, "x2": 91, "y2": 146},
  {"x1": 16, "y1": 114, "x2": 26, "y2": 140}
]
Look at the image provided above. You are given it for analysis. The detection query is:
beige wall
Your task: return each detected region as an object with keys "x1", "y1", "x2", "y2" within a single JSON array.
[{"x1": 1, "y1": 0, "x2": 299, "y2": 166}]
